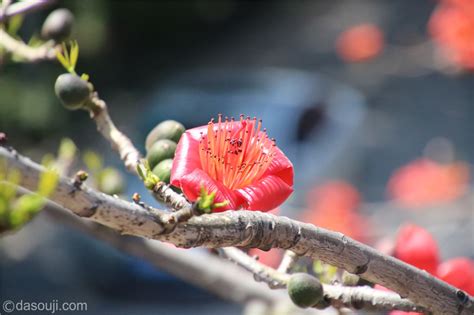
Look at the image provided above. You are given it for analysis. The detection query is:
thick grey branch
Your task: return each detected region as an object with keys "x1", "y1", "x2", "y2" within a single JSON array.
[
  {"x1": 1, "y1": 146, "x2": 472, "y2": 315},
  {"x1": 42, "y1": 203, "x2": 281, "y2": 305}
]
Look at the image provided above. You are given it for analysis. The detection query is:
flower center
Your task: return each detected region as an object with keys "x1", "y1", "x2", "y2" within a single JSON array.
[{"x1": 199, "y1": 115, "x2": 276, "y2": 190}]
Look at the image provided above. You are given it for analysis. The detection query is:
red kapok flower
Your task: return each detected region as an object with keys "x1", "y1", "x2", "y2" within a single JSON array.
[
  {"x1": 171, "y1": 115, "x2": 294, "y2": 211},
  {"x1": 437, "y1": 257, "x2": 474, "y2": 295},
  {"x1": 389, "y1": 311, "x2": 422, "y2": 315},
  {"x1": 394, "y1": 224, "x2": 439, "y2": 275},
  {"x1": 429, "y1": 0, "x2": 474, "y2": 70},
  {"x1": 387, "y1": 158, "x2": 470, "y2": 208},
  {"x1": 336, "y1": 23, "x2": 384, "y2": 63},
  {"x1": 301, "y1": 181, "x2": 369, "y2": 242}
]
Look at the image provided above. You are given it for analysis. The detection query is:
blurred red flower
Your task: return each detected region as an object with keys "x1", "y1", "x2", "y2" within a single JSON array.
[
  {"x1": 437, "y1": 257, "x2": 474, "y2": 295},
  {"x1": 171, "y1": 115, "x2": 293, "y2": 211},
  {"x1": 301, "y1": 181, "x2": 369, "y2": 242},
  {"x1": 394, "y1": 224, "x2": 439, "y2": 274},
  {"x1": 429, "y1": 0, "x2": 474, "y2": 70},
  {"x1": 387, "y1": 158, "x2": 470, "y2": 208},
  {"x1": 389, "y1": 311, "x2": 422, "y2": 315},
  {"x1": 336, "y1": 23, "x2": 384, "y2": 62},
  {"x1": 393, "y1": 223, "x2": 474, "y2": 296}
]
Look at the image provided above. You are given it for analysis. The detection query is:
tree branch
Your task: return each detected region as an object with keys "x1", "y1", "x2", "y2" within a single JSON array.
[
  {"x1": 1, "y1": 146, "x2": 472, "y2": 314},
  {"x1": 277, "y1": 250, "x2": 299, "y2": 274},
  {"x1": 0, "y1": 0, "x2": 55, "y2": 23},
  {"x1": 219, "y1": 247, "x2": 427, "y2": 312},
  {"x1": 41, "y1": 202, "x2": 282, "y2": 306},
  {"x1": 0, "y1": 28, "x2": 57, "y2": 62},
  {"x1": 84, "y1": 94, "x2": 190, "y2": 210},
  {"x1": 85, "y1": 94, "x2": 142, "y2": 174}
]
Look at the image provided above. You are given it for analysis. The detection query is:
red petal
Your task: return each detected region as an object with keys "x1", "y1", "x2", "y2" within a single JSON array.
[
  {"x1": 264, "y1": 146, "x2": 294, "y2": 186},
  {"x1": 437, "y1": 257, "x2": 474, "y2": 295},
  {"x1": 394, "y1": 224, "x2": 439, "y2": 275},
  {"x1": 178, "y1": 168, "x2": 243, "y2": 211},
  {"x1": 237, "y1": 175, "x2": 293, "y2": 211},
  {"x1": 170, "y1": 127, "x2": 205, "y2": 188}
]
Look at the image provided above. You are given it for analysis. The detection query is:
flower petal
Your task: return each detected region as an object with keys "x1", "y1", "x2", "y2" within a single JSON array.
[
  {"x1": 178, "y1": 168, "x2": 243, "y2": 211},
  {"x1": 170, "y1": 127, "x2": 206, "y2": 188},
  {"x1": 264, "y1": 146, "x2": 294, "y2": 186},
  {"x1": 237, "y1": 175, "x2": 293, "y2": 211}
]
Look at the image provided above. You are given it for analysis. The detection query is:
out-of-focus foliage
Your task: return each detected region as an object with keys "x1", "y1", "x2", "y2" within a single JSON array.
[{"x1": 0, "y1": 160, "x2": 58, "y2": 234}]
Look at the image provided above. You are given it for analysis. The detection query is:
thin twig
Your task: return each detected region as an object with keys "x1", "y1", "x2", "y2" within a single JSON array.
[
  {"x1": 1, "y1": 146, "x2": 471, "y2": 315},
  {"x1": 220, "y1": 247, "x2": 289, "y2": 288},
  {"x1": 0, "y1": 0, "x2": 55, "y2": 23},
  {"x1": 0, "y1": 28, "x2": 57, "y2": 62},
  {"x1": 277, "y1": 250, "x2": 299, "y2": 274},
  {"x1": 85, "y1": 94, "x2": 190, "y2": 210},
  {"x1": 86, "y1": 94, "x2": 142, "y2": 174},
  {"x1": 219, "y1": 247, "x2": 427, "y2": 313}
]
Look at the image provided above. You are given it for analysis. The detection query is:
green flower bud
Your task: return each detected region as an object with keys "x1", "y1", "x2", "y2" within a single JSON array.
[
  {"x1": 152, "y1": 159, "x2": 173, "y2": 184},
  {"x1": 145, "y1": 120, "x2": 185, "y2": 150},
  {"x1": 41, "y1": 8, "x2": 74, "y2": 42},
  {"x1": 98, "y1": 168, "x2": 125, "y2": 195},
  {"x1": 55, "y1": 73, "x2": 90, "y2": 110},
  {"x1": 287, "y1": 273, "x2": 324, "y2": 308},
  {"x1": 342, "y1": 271, "x2": 360, "y2": 286},
  {"x1": 146, "y1": 139, "x2": 177, "y2": 169}
]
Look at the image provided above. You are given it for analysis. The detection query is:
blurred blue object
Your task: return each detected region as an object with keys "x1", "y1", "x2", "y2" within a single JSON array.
[{"x1": 140, "y1": 67, "x2": 368, "y2": 204}]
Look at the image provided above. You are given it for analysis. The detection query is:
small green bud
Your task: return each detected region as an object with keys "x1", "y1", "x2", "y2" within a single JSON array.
[
  {"x1": 342, "y1": 271, "x2": 360, "y2": 286},
  {"x1": 41, "y1": 8, "x2": 74, "y2": 42},
  {"x1": 287, "y1": 273, "x2": 324, "y2": 308},
  {"x1": 145, "y1": 120, "x2": 185, "y2": 150},
  {"x1": 55, "y1": 73, "x2": 90, "y2": 110},
  {"x1": 152, "y1": 159, "x2": 173, "y2": 184},
  {"x1": 98, "y1": 168, "x2": 125, "y2": 195},
  {"x1": 146, "y1": 139, "x2": 177, "y2": 169}
]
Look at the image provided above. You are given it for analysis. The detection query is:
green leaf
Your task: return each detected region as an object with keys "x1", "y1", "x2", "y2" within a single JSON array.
[
  {"x1": 81, "y1": 73, "x2": 89, "y2": 82},
  {"x1": 70, "y1": 40, "x2": 79, "y2": 69},
  {"x1": 196, "y1": 186, "x2": 228, "y2": 213},
  {"x1": 312, "y1": 260, "x2": 338, "y2": 284},
  {"x1": 136, "y1": 162, "x2": 147, "y2": 180},
  {"x1": 41, "y1": 153, "x2": 55, "y2": 168},
  {"x1": 62, "y1": 42, "x2": 69, "y2": 63},
  {"x1": 56, "y1": 49, "x2": 69, "y2": 70},
  {"x1": 27, "y1": 33, "x2": 44, "y2": 48},
  {"x1": 10, "y1": 195, "x2": 45, "y2": 228},
  {"x1": 38, "y1": 169, "x2": 58, "y2": 197},
  {"x1": 58, "y1": 138, "x2": 77, "y2": 161},
  {"x1": 0, "y1": 195, "x2": 9, "y2": 223},
  {"x1": 7, "y1": 14, "x2": 24, "y2": 36},
  {"x1": 137, "y1": 160, "x2": 159, "y2": 189},
  {"x1": 83, "y1": 150, "x2": 103, "y2": 172},
  {"x1": 0, "y1": 169, "x2": 21, "y2": 201}
]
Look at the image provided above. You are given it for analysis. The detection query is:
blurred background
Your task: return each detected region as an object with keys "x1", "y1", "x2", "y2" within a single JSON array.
[{"x1": 1, "y1": 0, "x2": 473, "y2": 314}]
